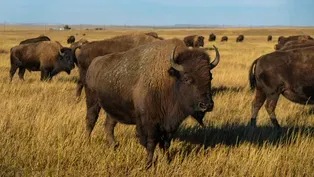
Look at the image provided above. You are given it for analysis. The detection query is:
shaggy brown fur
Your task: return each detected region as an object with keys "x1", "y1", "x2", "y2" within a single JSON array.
[
  {"x1": 267, "y1": 35, "x2": 272, "y2": 41},
  {"x1": 19, "y1": 35, "x2": 51, "y2": 45},
  {"x1": 278, "y1": 39, "x2": 314, "y2": 51},
  {"x1": 275, "y1": 35, "x2": 313, "y2": 50},
  {"x1": 85, "y1": 38, "x2": 220, "y2": 168},
  {"x1": 10, "y1": 41, "x2": 75, "y2": 81},
  {"x1": 75, "y1": 33, "x2": 162, "y2": 98},
  {"x1": 209, "y1": 33, "x2": 216, "y2": 41},
  {"x1": 236, "y1": 35, "x2": 244, "y2": 42}
]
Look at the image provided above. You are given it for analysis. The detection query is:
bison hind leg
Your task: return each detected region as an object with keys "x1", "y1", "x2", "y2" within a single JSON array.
[
  {"x1": 18, "y1": 67, "x2": 26, "y2": 80},
  {"x1": 104, "y1": 114, "x2": 119, "y2": 148},
  {"x1": 250, "y1": 88, "x2": 267, "y2": 127},
  {"x1": 265, "y1": 94, "x2": 281, "y2": 129},
  {"x1": 9, "y1": 65, "x2": 18, "y2": 82}
]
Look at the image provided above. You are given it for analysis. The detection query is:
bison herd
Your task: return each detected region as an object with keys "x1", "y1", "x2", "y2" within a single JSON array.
[{"x1": 8, "y1": 31, "x2": 314, "y2": 169}]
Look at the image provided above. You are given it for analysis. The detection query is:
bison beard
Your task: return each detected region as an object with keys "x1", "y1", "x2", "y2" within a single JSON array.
[{"x1": 85, "y1": 39, "x2": 220, "y2": 168}]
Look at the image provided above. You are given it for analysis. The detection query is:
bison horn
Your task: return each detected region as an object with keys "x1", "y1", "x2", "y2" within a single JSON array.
[
  {"x1": 170, "y1": 46, "x2": 184, "y2": 72},
  {"x1": 209, "y1": 45, "x2": 220, "y2": 69},
  {"x1": 59, "y1": 49, "x2": 65, "y2": 57}
]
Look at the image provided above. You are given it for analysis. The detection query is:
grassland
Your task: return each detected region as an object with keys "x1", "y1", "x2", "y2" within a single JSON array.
[{"x1": 1, "y1": 26, "x2": 314, "y2": 176}]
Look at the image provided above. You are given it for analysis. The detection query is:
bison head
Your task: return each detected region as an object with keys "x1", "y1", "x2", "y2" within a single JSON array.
[
  {"x1": 58, "y1": 47, "x2": 75, "y2": 74},
  {"x1": 168, "y1": 45, "x2": 220, "y2": 126}
]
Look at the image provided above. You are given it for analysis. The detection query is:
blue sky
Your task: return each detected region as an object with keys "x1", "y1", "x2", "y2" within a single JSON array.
[{"x1": 0, "y1": 0, "x2": 313, "y2": 26}]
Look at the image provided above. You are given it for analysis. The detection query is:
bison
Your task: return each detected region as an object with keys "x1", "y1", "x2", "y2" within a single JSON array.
[
  {"x1": 267, "y1": 35, "x2": 272, "y2": 42},
  {"x1": 10, "y1": 41, "x2": 75, "y2": 81},
  {"x1": 275, "y1": 35, "x2": 313, "y2": 50},
  {"x1": 183, "y1": 35, "x2": 205, "y2": 48},
  {"x1": 249, "y1": 46, "x2": 314, "y2": 129},
  {"x1": 236, "y1": 35, "x2": 244, "y2": 42},
  {"x1": 209, "y1": 33, "x2": 216, "y2": 41},
  {"x1": 67, "y1": 36, "x2": 76, "y2": 44},
  {"x1": 278, "y1": 39, "x2": 314, "y2": 51},
  {"x1": 85, "y1": 38, "x2": 220, "y2": 168},
  {"x1": 74, "y1": 33, "x2": 162, "y2": 98},
  {"x1": 221, "y1": 36, "x2": 228, "y2": 42},
  {"x1": 19, "y1": 35, "x2": 51, "y2": 45}
]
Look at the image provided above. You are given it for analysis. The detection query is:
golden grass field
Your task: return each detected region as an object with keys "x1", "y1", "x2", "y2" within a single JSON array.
[{"x1": 1, "y1": 26, "x2": 314, "y2": 176}]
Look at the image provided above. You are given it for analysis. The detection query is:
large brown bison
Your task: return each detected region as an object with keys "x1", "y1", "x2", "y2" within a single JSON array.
[
  {"x1": 278, "y1": 39, "x2": 314, "y2": 51},
  {"x1": 236, "y1": 35, "x2": 244, "y2": 42},
  {"x1": 19, "y1": 35, "x2": 51, "y2": 45},
  {"x1": 249, "y1": 46, "x2": 314, "y2": 129},
  {"x1": 267, "y1": 35, "x2": 272, "y2": 42},
  {"x1": 10, "y1": 41, "x2": 75, "y2": 81},
  {"x1": 75, "y1": 33, "x2": 162, "y2": 98},
  {"x1": 209, "y1": 33, "x2": 216, "y2": 41},
  {"x1": 183, "y1": 35, "x2": 205, "y2": 48},
  {"x1": 85, "y1": 38, "x2": 220, "y2": 168},
  {"x1": 221, "y1": 36, "x2": 228, "y2": 42},
  {"x1": 67, "y1": 35, "x2": 76, "y2": 44},
  {"x1": 275, "y1": 35, "x2": 313, "y2": 50}
]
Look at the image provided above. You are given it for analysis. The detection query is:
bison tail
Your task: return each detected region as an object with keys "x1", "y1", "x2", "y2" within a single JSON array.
[
  {"x1": 249, "y1": 59, "x2": 258, "y2": 91},
  {"x1": 10, "y1": 49, "x2": 22, "y2": 67}
]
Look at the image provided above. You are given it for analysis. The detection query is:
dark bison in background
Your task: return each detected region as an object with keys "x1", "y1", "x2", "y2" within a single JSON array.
[
  {"x1": 278, "y1": 39, "x2": 314, "y2": 51},
  {"x1": 67, "y1": 35, "x2": 76, "y2": 44},
  {"x1": 236, "y1": 35, "x2": 244, "y2": 42},
  {"x1": 275, "y1": 35, "x2": 313, "y2": 50},
  {"x1": 221, "y1": 36, "x2": 228, "y2": 42},
  {"x1": 19, "y1": 35, "x2": 51, "y2": 45},
  {"x1": 267, "y1": 35, "x2": 272, "y2": 41},
  {"x1": 74, "y1": 33, "x2": 162, "y2": 98},
  {"x1": 10, "y1": 41, "x2": 75, "y2": 81},
  {"x1": 85, "y1": 38, "x2": 220, "y2": 168},
  {"x1": 249, "y1": 46, "x2": 314, "y2": 129},
  {"x1": 183, "y1": 35, "x2": 205, "y2": 48},
  {"x1": 209, "y1": 33, "x2": 216, "y2": 41}
]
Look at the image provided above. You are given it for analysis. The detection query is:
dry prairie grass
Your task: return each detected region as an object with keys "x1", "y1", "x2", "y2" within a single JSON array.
[{"x1": 1, "y1": 27, "x2": 314, "y2": 177}]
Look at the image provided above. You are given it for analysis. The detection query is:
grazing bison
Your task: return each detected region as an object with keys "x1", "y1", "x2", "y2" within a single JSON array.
[
  {"x1": 85, "y1": 38, "x2": 220, "y2": 168},
  {"x1": 275, "y1": 35, "x2": 313, "y2": 50},
  {"x1": 75, "y1": 33, "x2": 162, "y2": 98},
  {"x1": 67, "y1": 35, "x2": 76, "y2": 44},
  {"x1": 221, "y1": 36, "x2": 228, "y2": 42},
  {"x1": 183, "y1": 35, "x2": 205, "y2": 48},
  {"x1": 209, "y1": 33, "x2": 216, "y2": 41},
  {"x1": 236, "y1": 35, "x2": 244, "y2": 42},
  {"x1": 19, "y1": 35, "x2": 51, "y2": 45},
  {"x1": 267, "y1": 35, "x2": 272, "y2": 41},
  {"x1": 278, "y1": 39, "x2": 314, "y2": 51},
  {"x1": 10, "y1": 41, "x2": 75, "y2": 81},
  {"x1": 249, "y1": 46, "x2": 314, "y2": 129}
]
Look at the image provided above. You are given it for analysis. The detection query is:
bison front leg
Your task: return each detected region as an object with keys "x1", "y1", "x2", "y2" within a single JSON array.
[
  {"x1": 135, "y1": 119, "x2": 157, "y2": 169},
  {"x1": 159, "y1": 132, "x2": 172, "y2": 163},
  {"x1": 250, "y1": 88, "x2": 266, "y2": 127},
  {"x1": 104, "y1": 114, "x2": 118, "y2": 147},
  {"x1": 265, "y1": 94, "x2": 281, "y2": 129},
  {"x1": 76, "y1": 69, "x2": 85, "y2": 98}
]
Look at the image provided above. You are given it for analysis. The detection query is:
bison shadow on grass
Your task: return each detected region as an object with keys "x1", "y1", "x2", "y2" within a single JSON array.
[{"x1": 174, "y1": 124, "x2": 314, "y2": 150}]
